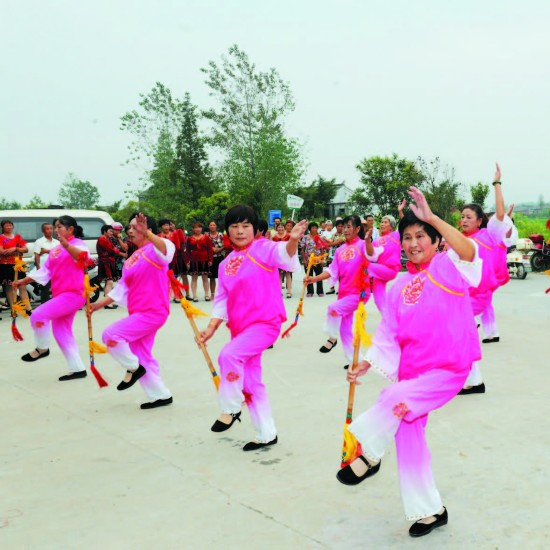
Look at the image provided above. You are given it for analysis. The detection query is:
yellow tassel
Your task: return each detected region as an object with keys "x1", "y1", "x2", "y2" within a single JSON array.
[
  {"x1": 296, "y1": 299, "x2": 304, "y2": 316},
  {"x1": 311, "y1": 253, "x2": 328, "y2": 266},
  {"x1": 89, "y1": 340, "x2": 108, "y2": 354},
  {"x1": 180, "y1": 298, "x2": 208, "y2": 319},
  {"x1": 14, "y1": 257, "x2": 29, "y2": 273},
  {"x1": 353, "y1": 301, "x2": 372, "y2": 348},
  {"x1": 544, "y1": 269, "x2": 550, "y2": 276},
  {"x1": 341, "y1": 424, "x2": 361, "y2": 465},
  {"x1": 12, "y1": 300, "x2": 30, "y2": 318},
  {"x1": 83, "y1": 273, "x2": 98, "y2": 298}
]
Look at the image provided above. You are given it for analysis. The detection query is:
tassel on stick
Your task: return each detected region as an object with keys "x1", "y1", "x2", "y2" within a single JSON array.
[
  {"x1": 10, "y1": 255, "x2": 25, "y2": 342},
  {"x1": 168, "y1": 271, "x2": 220, "y2": 391},
  {"x1": 281, "y1": 252, "x2": 327, "y2": 338},
  {"x1": 82, "y1": 272, "x2": 108, "y2": 388}
]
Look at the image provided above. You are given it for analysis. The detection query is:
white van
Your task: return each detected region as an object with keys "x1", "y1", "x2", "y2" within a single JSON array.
[{"x1": 0, "y1": 208, "x2": 115, "y2": 260}]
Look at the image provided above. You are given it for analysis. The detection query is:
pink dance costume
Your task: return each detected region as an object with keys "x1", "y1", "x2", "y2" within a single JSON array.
[
  {"x1": 103, "y1": 239, "x2": 175, "y2": 402},
  {"x1": 324, "y1": 237, "x2": 381, "y2": 363},
  {"x1": 27, "y1": 238, "x2": 89, "y2": 373},
  {"x1": 349, "y1": 246, "x2": 482, "y2": 520},
  {"x1": 368, "y1": 230, "x2": 403, "y2": 314},
  {"x1": 463, "y1": 215, "x2": 512, "y2": 384},
  {"x1": 211, "y1": 239, "x2": 300, "y2": 443}
]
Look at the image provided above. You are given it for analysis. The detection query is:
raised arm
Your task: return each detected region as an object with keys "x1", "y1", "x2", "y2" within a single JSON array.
[
  {"x1": 408, "y1": 186, "x2": 475, "y2": 262},
  {"x1": 493, "y1": 163, "x2": 504, "y2": 221}
]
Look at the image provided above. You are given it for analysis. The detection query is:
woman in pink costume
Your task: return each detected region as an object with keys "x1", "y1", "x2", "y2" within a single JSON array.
[
  {"x1": 91, "y1": 213, "x2": 176, "y2": 410},
  {"x1": 337, "y1": 186, "x2": 482, "y2": 538},
  {"x1": 16, "y1": 216, "x2": 89, "y2": 381},
  {"x1": 198, "y1": 204, "x2": 307, "y2": 451},
  {"x1": 368, "y1": 213, "x2": 403, "y2": 314},
  {"x1": 458, "y1": 164, "x2": 512, "y2": 394},
  {"x1": 306, "y1": 215, "x2": 379, "y2": 369}
]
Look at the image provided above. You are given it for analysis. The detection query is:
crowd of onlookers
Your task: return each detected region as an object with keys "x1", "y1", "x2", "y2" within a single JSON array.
[{"x1": 1, "y1": 213, "x2": 383, "y2": 312}]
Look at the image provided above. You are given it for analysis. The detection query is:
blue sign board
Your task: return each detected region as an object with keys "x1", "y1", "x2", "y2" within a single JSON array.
[{"x1": 268, "y1": 209, "x2": 282, "y2": 227}]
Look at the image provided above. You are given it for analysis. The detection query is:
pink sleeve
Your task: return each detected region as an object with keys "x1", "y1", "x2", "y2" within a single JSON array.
[{"x1": 211, "y1": 274, "x2": 228, "y2": 321}]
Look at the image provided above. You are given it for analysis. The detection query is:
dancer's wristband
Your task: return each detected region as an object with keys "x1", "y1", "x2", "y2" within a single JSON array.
[{"x1": 492, "y1": 180, "x2": 501, "y2": 186}]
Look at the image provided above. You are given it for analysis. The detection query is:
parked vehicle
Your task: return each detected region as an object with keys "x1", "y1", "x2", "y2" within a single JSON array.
[
  {"x1": 506, "y1": 246, "x2": 530, "y2": 279},
  {"x1": 530, "y1": 241, "x2": 550, "y2": 272}
]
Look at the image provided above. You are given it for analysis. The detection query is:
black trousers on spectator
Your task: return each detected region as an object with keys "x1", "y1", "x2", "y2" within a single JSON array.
[{"x1": 305, "y1": 263, "x2": 324, "y2": 295}]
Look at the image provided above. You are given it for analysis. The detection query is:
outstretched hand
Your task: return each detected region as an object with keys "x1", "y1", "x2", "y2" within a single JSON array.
[
  {"x1": 494, "y1": 162, "x2": 501, "y2": 183},
  {"x1": 507, "y1": 203, "x2": 515, "y2": 217},
  {"x1": 398, "y1": 198, "x2": 407, "y2": 214},
  {"x1": 407, "y1": 186, "x2": 435, "y2": 224},
  {"x1": 290, "y1": 219, "x2": 308, "y2": 241},
  {"x1": 134, "y1": 213, "x2": 149, "y2": 237}
]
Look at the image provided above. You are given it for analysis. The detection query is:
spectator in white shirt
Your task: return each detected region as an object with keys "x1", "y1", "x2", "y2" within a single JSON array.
[
  {"x1": 365, "y1": 214, "x2": 380, "y2": 241},
  {"x1": 33, "y1": 223, "x2": 60, "y2": 303}
]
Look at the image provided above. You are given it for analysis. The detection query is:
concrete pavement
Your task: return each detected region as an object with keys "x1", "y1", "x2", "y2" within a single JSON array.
[{"x1": 1, "y1": 273, "x2": 549, "y2": 549}]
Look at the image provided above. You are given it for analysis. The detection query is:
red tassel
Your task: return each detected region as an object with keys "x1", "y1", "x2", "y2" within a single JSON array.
[
  {"x1": 76, "y1": 251, "x2": 95, "y2": 270},
  {"x1": 11, "y1": 320, "x2": 24, "y2": 342},
  {"x1": 545, "y1": 288, "x2": 550, "y2": 294},
  {"x1": 546, "y1": 219, "x2": 550, "y2": 230},
  {"x1": 281, "y1": 320, "x2": 298, "y2": 339},
  {"x1": 167, "y1": 270, "x2": 189, "y2": 299},
  {"x1": 90, "y1": 364, "x2": 109, "y2": 388}
]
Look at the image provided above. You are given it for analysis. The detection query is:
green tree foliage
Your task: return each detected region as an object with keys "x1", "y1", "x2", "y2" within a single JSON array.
[
  {"x1": 0, "y1": 198, "x2": 22, "y2": 209},
  {"x1": 202, "y1": 44, "x2": 304, "y2": 216},
  {"x1": 120, "y1": 82, "x2": 186, "y2": 168},
  {"x1": 416, "y1": 156, "x2": 465, "y2": 222},
  {"x1": 25, "y1": 195, "x2": 48, "y2": 209},
  {"x1": 351, "y1": 154, "x2": 425, "y2": 217},
  {"x1": 290, "y1": 176, "x2": 339, "y2": 219},
  {"x1": 470, "y1": 182, "x2": 490, "y2": 209},
  {"x1": 185, "y1": 192, "x2": 232, "y2": 229},
  {"x1": 58, "y1": 173, "x2": 100, "y2": 209}
]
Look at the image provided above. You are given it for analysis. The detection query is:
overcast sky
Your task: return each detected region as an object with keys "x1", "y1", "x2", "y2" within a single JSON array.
[{"x1": 2, "y1": 0, "x2": 549, "y2": 209}]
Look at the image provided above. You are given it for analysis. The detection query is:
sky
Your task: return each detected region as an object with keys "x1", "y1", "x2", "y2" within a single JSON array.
[{"x1": 2, "y1": 0, "x2": 549, "y2": 209}]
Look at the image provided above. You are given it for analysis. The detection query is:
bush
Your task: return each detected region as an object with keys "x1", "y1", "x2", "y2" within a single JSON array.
[{"x1": 513, "y1": 213, "x2": 550, "y2": 239}]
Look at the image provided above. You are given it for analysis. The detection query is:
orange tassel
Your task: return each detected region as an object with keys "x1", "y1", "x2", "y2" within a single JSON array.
[
  {"x1": 90, "y1": 365, "x2": 108, "y2": 388},
  {"x1": 280, "y1": 320, "x2": 298, "y2": 339}
]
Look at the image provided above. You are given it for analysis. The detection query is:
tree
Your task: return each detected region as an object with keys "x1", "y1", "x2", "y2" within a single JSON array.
[
  {"x1": 202, "y1": 44, "x2": 304, "y2": 216},
  {"x1": 416, "y1": 156, "x2": 465, "y2": 222},
  {"x1": 58, "y1": 173, "x2": 100, "y2": 209},
  {"x1": 470, "y1": 182, "x2": 490, "y2": 209},
  {"x1": 25, "y1": 195, "x2": 48, "y2": 209},
  {"x1": 120, "y1": 82, "x2": 186, "y2": 169},
  {"x1": 0, "y1": 198, "x2": 22, "y2": 209},
  {"x1": 185, "y1": 191, "x2": 232, "y2": 229},
  {"x1": 350, "y1": 154, "x2": 425, "y2": 217},
  {"x1": 290, "y1": 176, "x2": 339, "y2": 219}
]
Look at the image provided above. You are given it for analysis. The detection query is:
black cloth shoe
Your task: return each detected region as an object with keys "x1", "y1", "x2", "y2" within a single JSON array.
[
  {"x1": 117, "y1": 365, "x2": 146, "y2": 391},
  {"x1": 243, "y1": 436, "x2": 278, "y2": 451},
  {"x1": 336, "y1": 455, "x2": 381, "y2": 486},
  {"x1": 140, "y1": 396, "x2": 173, "y2": 409},
  {"x1": 21, "y1": 348, "x2": 50, "y2": 362},
  {"x1": 482, "y1": 337, "x2": 500, "y2": 343},
  {"x1": 319, "y1": 338, "x2": 337, "y2": 353},
  {"x1": 409, "y1": 508, "x2": 448, "y2": 537},
  {"x1": 59, "y1": 370, "x2": 87, "y2": 381},
  {"x1": 458, "y1": 383, "x2": 485, "y2": 395},
  {"x1": 326, "y1": 289, "x2": 336, "y2": 295},
  {"x1": 343, "y1": 364, "x2": 349, "y2": 370},
  {"x1": 211, "y1": 411, "x2": 241, "y2": 432}
]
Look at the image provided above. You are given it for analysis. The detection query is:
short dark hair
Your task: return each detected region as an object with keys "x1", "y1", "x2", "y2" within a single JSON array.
[
  {"x1": 285, "y1": 219, "x2": 295, "y2": 227},
  {"x1": 307, "y1": 221, "x2": 318, "y2": 232},
  {"x1": 398, "y1": 211, "x2": 442, "y2": 244},
  {"x1": 342, "y1": 215, "x2": 365, "y2": 239},
  {"x1": 462, "y1": 203, "x2": 488, "y2": 229},
  {"x1": 128, "y1": 212, "x2": 158, "y2": 235},
  {"x1": 191, "y1": 221, "x2": 203, "y2": 229},
  {"x1": 158, "y1": 218, "x2": 171, "y2": 228},
  {"x1": 225, "y1": 204, "x2": 259, "y2": 234},
  {"x1": 257, "y1": 219, "x2": 269, "y2": 236},
  {"x1": 365, "y1": 214, "x2": 374, "y2": 220},
  {"x1": 41, "y1": 222, "x2": 53, "y2": 231},
  {"x1": 101, "y1": 224, "x2": 113, "y2": 234},
  {"x1": 1, "y1": 219, "x2": 14, "y2": 230}
]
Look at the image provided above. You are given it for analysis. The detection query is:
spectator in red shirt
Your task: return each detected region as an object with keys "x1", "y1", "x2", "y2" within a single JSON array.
[
  {"x1": 0, "y1": 219, "x2": 32, "y2": 314},
  {"x1": 185, "y1": 221, "x2": 213, "y2": 302},
  {"x1": 96, "y1": 224, "x2": 126, "y2": 308}
]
